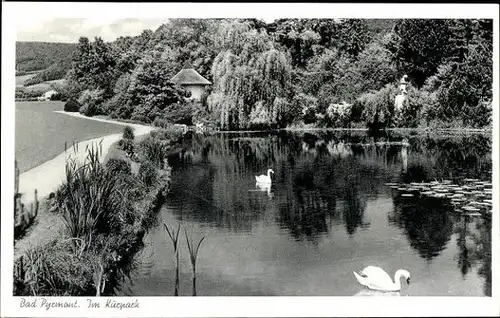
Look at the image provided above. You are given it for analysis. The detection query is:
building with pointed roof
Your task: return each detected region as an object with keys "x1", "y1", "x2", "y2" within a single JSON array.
[{"x1": 170, "y1": 63, "x2": 211, "y2": 101}]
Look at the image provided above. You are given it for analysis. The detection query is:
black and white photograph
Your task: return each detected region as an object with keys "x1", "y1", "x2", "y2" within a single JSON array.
[{"x1": 1, "y1": 2, "x2": 499, "y2": 317}]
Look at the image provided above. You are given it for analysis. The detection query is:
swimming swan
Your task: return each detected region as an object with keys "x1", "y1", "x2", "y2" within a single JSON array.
[
  {"x1": 353, "y1": 266, "x2": 411, "y2": 292},
  {"x1": 255, "y1": 169, "x2": 274, "y2": 184}
]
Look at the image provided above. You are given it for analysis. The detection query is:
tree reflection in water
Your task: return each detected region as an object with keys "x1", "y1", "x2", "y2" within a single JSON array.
[
  {"x1": 166, "y1": 131, "x2": 491, "y2": 271},
  {"x1": 472, "y1": 217, "x2": 492, "y2": 296},
  {"x1": 389, "y1": 196, "x2": 453, "y2": 260},
  {"x1": 450, "y1": 214, "x2": 492, "y2": 296}
]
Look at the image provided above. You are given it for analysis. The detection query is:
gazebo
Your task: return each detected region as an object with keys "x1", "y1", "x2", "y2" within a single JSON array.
[{"x1": 170, "y1": 63, "x2": 211, "y2": 101}]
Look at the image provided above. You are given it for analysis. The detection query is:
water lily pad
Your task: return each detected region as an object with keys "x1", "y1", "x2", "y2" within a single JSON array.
[
  {"x1": 464, "y1": 178, "x2": 479, "y2": 182},
  {"x1": 466, "y1": 212, "x2": 482, "y2": 217},
  {"x1": 463, "y1": 206, "x2": 480, "y2": 212}
]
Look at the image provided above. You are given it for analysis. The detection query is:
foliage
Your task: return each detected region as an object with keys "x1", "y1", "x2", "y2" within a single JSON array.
[
  {"x1": 124, "y1": 57, "x2": 190, "y2": 122},
  {"x1": 49, "y1": 82, "x2": 70, "y2": 101},
  {"x1": 105, "y1": 158, "x2": 132, "y2": 175},
  {"x1": 15, "y1": 87, "x2": 43, "y2": 101},
  {"x1": 359, "y1": 84, "x2": 398, "y2": 129},
  {"x1": 23, "y1": 64, "x2": 68, "y2": 86},
  {"x1": 15, "y1": 131, "x2": 177, "y2": 297},
  {"x1": 78, "y1": 89, "x2": 105, "y2": 117},
  {"x1": 389, "y1": 19, "x2": 453, "y2": 87},
  {"x1": 121, "y1": 126, "x2": 135, "y2": 156},
  {"x1": 68, "y1": 37, "x2": 118, "y2": 98},
  {"x1": 16, "y1": 42, "x2": 76, "y2": 73},
  {"x1": 291, "y1": 93, "x2": 319, "y2": 124},
  {"x1": 427, "y1": 43, "x2": 492, "y2": 128},
  {"x1": 208, "y1": 22, "x2": 292, "y2": 129},
  {"x1": 123, "y1": 126, "x2": 135, "y2": 140},
  {"x1": 57, "y1": 147, "x2": 129, "y2": 249},
  {"x1": 325, "y1": 102, "x2": 353, "y2": 128},
  {"x1": 137, "y1": 131, "x2": 174, "y2": 167},
  {"x1": 58, "y1": 18, "x2": 492, "y2": 130},
  {"x1": 138, "y1": 161, "x2": 158, "y2": 188},
  {"x1": 64, "y1": 99, "x2": 81, "y2": 112}
]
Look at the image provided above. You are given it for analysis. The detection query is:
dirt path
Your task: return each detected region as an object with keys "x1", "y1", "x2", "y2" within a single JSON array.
[{"x1": 14, "y1": 112, "x2": 156, "y2": 258}]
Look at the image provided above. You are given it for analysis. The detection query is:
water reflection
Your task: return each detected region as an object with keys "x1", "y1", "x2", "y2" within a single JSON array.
[
  {"x1": 145, "y1": 130, "x2": 493, "y2": 296},
  {"x1": 471, "y1": 218, "x2": 492, "y2": 296},
  {"x1": 389, "y1": 196, "x2": 453, "y2": 260}
]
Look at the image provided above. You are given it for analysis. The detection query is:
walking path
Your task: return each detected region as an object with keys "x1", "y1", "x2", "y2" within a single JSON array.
[
  {"x1": 18, "y1": 112, "x2": 155, "y2": 204},
  {"x1": 15, "y1": 112, "x2": 155, "y2": 256}
]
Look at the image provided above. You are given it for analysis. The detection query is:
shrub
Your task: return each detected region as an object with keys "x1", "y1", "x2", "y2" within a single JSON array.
[
  {"x1": 64, "y1": 99, "x2": 81, "y2": 112},
  {"x1": 325, "y1": 102, "x2": 353, "y2": 127},
  {"x1": 130, "y1": 114, "x2": 151, "y2": 124},
  {"x1": 105, "y1": 158, "x2": 131, "y2": 175},
  {"x1": 152, "y1": 117, "x2": 171, "y2": 129},
  {"x1": 15, "y1": 239, "x2": 96, "y2": 296},
  {"x1": 137, "y1": 132, "x2": 171, "y2": 167},
  {"x1": 15, "y1": 87, "x2": 43, "y2": 101},
  {"x1": 78, "y1": 89, "x2": 104, "y2": 117},
  {"x1": 359, "y1": 84, "x2": 398, "y2": 129},
  {"x1": 138, "y1": 161, "x2": 158, "y2": 188},
  {"x1": 123, "y1": 126, "x2": 135, "y2": 140}
]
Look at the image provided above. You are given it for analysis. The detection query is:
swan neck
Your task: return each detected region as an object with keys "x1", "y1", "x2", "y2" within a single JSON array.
[{"x1": 394, "y1": 270, "x2": 406, "y2": 289}]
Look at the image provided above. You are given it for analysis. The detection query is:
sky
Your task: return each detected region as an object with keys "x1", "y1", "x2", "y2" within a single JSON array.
[
  {"x1": 15, "y1": 18, "x2": 168, "y2": 43},
  {"x1": 15, "y1": 17, "x2": 277, "y2": 43}
]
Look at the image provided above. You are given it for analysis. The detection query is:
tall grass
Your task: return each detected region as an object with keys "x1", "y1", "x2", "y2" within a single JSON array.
[
  {"x1": 137, "y1": 130, "x2": 185, "y2": 167},
  {"x1": 59, "y1": 144, "x2": 126, "y2": 253},
  {"x1": 163, "y1": 222, "x2": 181, "y2": 296},
  {"x1": 184, "y1": 229, "x2": 205, "y2": 296}
]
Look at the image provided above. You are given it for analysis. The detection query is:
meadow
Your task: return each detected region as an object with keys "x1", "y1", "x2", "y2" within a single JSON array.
[
  {"x1": 15, "y1": 73, "x2": 38, "y2": 87},
  {"x1": 15, "y1": 101, "x2": 124, "y2": 172}
]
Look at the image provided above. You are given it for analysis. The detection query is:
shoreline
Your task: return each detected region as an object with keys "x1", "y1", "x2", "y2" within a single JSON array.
[{"x1": 18, "y1": 111, "x2": 155, "y2": 204}]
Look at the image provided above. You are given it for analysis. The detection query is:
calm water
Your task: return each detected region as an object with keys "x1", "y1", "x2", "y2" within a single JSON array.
[{"x1": 120, "y1": 131, "x2": 492, "y2": 296}]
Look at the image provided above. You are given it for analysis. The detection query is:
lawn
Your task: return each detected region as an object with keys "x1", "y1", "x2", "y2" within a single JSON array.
[
  {"x1": 15, "y1": 101, "x2": 126, "y2": 173},
  {"x1": 15, "y1": 73, "x2": 38, "y2": 87}
]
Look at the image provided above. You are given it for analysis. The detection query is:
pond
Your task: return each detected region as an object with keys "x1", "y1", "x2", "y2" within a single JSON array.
[{"x1": 119, "y1": 130, "x2": 492, "y2": 296}]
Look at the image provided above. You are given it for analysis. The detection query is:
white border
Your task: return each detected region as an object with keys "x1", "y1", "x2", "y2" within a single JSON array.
[{"x1": 2, "y1": 2, "x2": 499, "y2": 317}]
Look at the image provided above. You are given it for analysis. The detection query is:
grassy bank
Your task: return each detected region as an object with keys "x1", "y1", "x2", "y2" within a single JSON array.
[
  {"x1": 13, "y1": 127, "x2": 186, "y2": 296},
  {"x1": 15, "y1": 101, "x2": 125, "y2": 173}
]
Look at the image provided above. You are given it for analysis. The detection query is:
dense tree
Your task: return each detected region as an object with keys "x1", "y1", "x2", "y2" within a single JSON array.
[
  {"x1": 56, "y1": 18, "x2": 492, "y2": 130},
  {"x1": 389, "y1": 19, "x2": 452, "y2": 88},
  {"x1": 68, "y1": 37, "x2": 118, "y2": 98},
  {"x1": 126, "y1": 57, "x2": 189, "y2": 123},
  {"x1": 208, "y1": 21, "x2": 292, "y2": 129}
]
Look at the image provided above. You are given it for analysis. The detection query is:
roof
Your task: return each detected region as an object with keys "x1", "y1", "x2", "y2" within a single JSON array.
[{"x1": 170, "y1": 68, "x2": 211, "y2": 85}]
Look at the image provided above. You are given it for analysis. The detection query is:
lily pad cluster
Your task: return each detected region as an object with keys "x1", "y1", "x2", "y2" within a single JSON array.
[{"x1": 385, "y1": 179, "x2": 492, "y2": 217}]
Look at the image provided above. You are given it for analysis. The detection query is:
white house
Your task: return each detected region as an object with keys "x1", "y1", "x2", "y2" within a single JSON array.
[
  {"x1": 170, "y1": 65, "x2": 211, "y2": 101},
  {"x1": 38, "y1": 90, "x2": 58, "y2": 101}
]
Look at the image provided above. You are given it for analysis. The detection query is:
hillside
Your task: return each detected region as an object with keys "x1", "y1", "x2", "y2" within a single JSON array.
[
  {"x1": 16, "y1": 41, "x2": 77, "y2": 73},
  {"x1": 16, "y1": 41, "x2": 76, "y2": 88}
]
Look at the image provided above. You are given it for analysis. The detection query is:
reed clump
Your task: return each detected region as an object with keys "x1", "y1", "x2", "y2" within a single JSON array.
[
  {"x1": 163, "y1": 222, "x2": 206, "y2": 296},
  {"x1": 14, "y1": 129, "x2": 185, "y2": 297}
]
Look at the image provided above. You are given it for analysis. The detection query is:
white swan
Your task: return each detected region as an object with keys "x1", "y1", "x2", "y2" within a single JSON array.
[
  {"x1": 353, "y1": 289, "x2": 401, "y2": 297},
  {"x1": 255, "y1": 182, "x2": 274, "y2": 198},
  {"x1": 353, "y1": 266, "x2": 411, "y2": 292},
  {"x1": 255, "y1": 169, "x2": 274, "y2": 184}
]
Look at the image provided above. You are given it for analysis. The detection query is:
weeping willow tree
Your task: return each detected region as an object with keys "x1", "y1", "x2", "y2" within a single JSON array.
[{"x1": 208, "y1": 21, "x2": 292, "y2": 130}]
